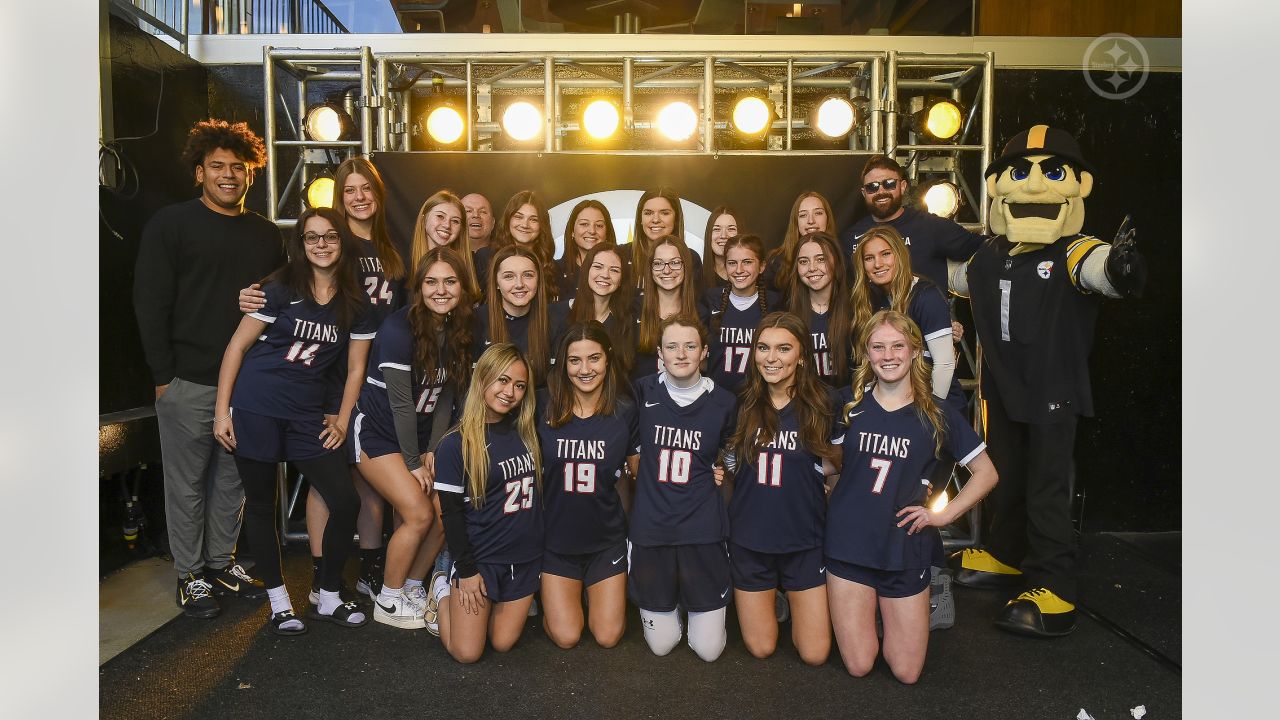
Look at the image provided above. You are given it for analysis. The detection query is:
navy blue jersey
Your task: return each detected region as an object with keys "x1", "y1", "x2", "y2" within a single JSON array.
[
  {"x1": 843, "y1": 207, "x2": 983, "y2": 290},
  {"x1": 629, "y1": 374, "x2": 737, "y2": 546},
  {"x1": 232, "y1": 281, "x2": 376, "y2": 419},
  {"x1": 874, "y1": 278, "x2": 966, "y2": 412},
  {"x1": 434, "y1": 419, "x2": 543, "y2": 565},
  {"x1": 477, "y1": 301, "x2": 570, "y2": 360},
  {"x1": 353, "y1": 239, "x2": 406, "y2": 327},
  {"x1": 806, "y1": 308, "x2": 840, "y2": 386},
  {"x1": 728, "y1": 397, "x2": 833, "y2": 553},
  {"x1": 355, "y1": 306, "x2": 449, "y2": 450},
  {"x1": 826, "y1": 392, "x2": 984, "y2": 570},
  {"x1": 538, "y1": 397, "x2": 639, "y2": 554},
  {"x1": 555, "y1": 256, "x2": 579, "y2": 303},
  {"x1": 700, "y1": 287, "x2": 780, "y2": 392}
]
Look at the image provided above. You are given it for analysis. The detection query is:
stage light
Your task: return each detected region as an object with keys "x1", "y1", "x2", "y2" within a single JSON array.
[
  {"x1": 305, "y1": 175, "x2": 335, "y2": 208},
  {"x1": 921, "y1": 180, "x2": 961, "y2": 218},
  {"x1": 426, "y1": 105, "x2": 466, "y2": 145},
  {"x1": 656, "y1": 101, "x2": 698, "y2": 142},
  {"x1": 912, "y1": 97, "x2": 966, "y2": 142},
  {"x1": 582, "y1": 99, "x2": 621, "y2": 139},
  {"x1": 502, "y1": 101, "x2": 542, "y2": 142},
  {"x1": 808, "y1": 95, "x2": 856, "y2": 139},
  {"x1": 731, "y1": 96, "x2": 772, "y2": 136},
  {"x1": 303, "y1": 103, "x2": 355, "y2": 142},
  {"x1": 930, "y1": 491, "x2": 949, "y2": 513}
]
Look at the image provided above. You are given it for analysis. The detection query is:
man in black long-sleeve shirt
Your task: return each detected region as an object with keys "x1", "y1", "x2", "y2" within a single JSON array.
[{"x1": 133, "y1": 119, "x2": 284, "y2": 619}]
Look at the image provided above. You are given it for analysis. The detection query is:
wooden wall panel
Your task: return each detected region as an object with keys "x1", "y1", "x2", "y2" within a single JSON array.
[{"x1": 978, "y1": 0, "x2": 1181, "y2": 37}]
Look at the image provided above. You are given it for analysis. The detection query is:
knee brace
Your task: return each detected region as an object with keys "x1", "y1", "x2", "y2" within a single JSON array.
[
  {"x1": 686, "y1": 608, "x2": 727, "y2": 662},
  {"x1": 638, "y1": 608, "x2": 682, "y2": 656}
]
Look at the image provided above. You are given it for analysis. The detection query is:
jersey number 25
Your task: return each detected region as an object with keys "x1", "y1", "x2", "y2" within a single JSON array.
[{"x1": 503, "y1": 475, "x2": 535, "y2": 514}]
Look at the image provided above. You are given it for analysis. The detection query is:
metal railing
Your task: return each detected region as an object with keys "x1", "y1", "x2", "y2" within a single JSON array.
[{"x1": 108, "y1": 0, "x2": 348, "y2": 54}]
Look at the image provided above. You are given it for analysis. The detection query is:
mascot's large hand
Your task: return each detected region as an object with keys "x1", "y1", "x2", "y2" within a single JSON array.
[{"x1": 1105, "y1": 215, "x2": 1147, "y2": 299}]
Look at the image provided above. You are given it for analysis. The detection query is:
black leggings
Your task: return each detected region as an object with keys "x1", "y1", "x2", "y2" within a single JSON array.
[{"x1": 236, "y1": 452, "x2": 359, "y2": 592}]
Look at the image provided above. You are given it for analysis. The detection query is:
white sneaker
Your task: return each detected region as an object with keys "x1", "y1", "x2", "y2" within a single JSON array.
[{"x1": 373, "y1": 590, "x2": 427, "y2": 630}]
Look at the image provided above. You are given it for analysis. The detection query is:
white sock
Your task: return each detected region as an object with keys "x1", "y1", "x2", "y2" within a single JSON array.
[
  {"x1": 404, "y1": 578, "x2": 424, "y2": 592},
  {"x1": 317, "y1": 589, "x2": 343, "y2": 615},
  {"x1": 267, "y1": 585, "x2": 292, "y2": 615},
  {"x1": 639, "y1": 608, "x2": 683, "y2": 656},
  {"x1": 432, "y1": 574, "x2": 450, "y2": 601},
  {"x1": 687, "y1": 608, "x2": 728, "y2": 662},
  {"x1": 379, "y1": 585, "x2": 402, "y2": 605}
]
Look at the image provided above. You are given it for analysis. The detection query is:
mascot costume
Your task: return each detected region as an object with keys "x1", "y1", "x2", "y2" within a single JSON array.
[{"x1": 948, "y1": 125, "x2": 1147, "y2": 637}]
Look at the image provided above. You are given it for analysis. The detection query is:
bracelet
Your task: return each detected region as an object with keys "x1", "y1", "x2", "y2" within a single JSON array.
[{"x1": 214, "y1": 413, "x2": 231, "y2": 422}]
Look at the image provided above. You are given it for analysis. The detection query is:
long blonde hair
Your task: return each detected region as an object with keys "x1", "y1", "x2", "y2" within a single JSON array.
[
  {"x1": 850, "y1": 225, "x2": 916, "y2": 358},
  {"x1": 411, "y1": 189, "x2": 476, "y2": 282},
  {"x1": 456, "y1": 343, "x2": 541, "y2": 508},
  {"x1": 844, "y1": 310, "x2": 947, "y2": 457}
]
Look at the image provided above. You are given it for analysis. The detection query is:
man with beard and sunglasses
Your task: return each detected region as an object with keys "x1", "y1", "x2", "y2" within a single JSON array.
[{"x1": 841, "y1": 155, "x2": 985, "y2": 291}]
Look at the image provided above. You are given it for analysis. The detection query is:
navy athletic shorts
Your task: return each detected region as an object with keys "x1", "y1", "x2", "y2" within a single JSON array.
[
  {"x1": 451, "y1": 557, "x2": 542, "y2": 604},
  {"x1": 351, "y1": 410, "x2": 400, "y2": 463},
  {"x1": 825, "y1": 557, "x2": 930, "y2": 598},
  {"x1": 628, "y1": 541, "x2": 731, "y2": 613},
  {"x1": 542, "y1": 540, "x2": 629, "y2": 587},
  {"x1": 729, "y1": 542, "x2": 826, "y2": 593},
  {"x1": 231, "y1": 407, "x2": 332, "y2": 463}
]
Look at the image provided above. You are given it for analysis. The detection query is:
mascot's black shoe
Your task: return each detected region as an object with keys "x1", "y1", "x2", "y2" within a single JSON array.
[
  {"x1": 994, "y1": 587, "x2": 1076, "y2": 637},
  {"x1": 950, "y1": 549, "x2": 1022, "y2": 589}
]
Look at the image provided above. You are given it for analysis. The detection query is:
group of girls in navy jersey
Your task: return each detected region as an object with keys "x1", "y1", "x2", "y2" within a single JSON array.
[{"x1": 206, "y1": 175, "x2": 1001, "y2": 685}]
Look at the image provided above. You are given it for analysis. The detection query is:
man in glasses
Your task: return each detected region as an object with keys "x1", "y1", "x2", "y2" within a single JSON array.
[
  {"x1": 133, "y1": 119, "x2": 285, "y2": 620},
  {"x1": 842, "y1": 154, "x2": 985, "y2": 290}
]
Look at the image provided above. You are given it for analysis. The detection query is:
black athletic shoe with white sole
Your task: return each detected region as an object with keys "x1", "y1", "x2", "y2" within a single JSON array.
[
  {"x1": 177, "y1": 573, "x2": 220, "y2": 619},
  {"x1": 206, "y1": 563, "x2": 268, "y2": 600}
]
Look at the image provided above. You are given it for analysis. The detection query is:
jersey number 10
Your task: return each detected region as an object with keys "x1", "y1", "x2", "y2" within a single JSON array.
[{"x1": 657, "y1": 448, "x2": 692, "y2": 484}]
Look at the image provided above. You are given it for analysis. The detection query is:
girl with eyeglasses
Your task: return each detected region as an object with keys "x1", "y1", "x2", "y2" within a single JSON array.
[
  {"x1": 629, "y1": 314, "x2": 737, "y2": 662},
  {"x1": 430, "y1": 343, "x2": 543, "y2": 663},
  {"x1": 701, "y1": 234, "x2": 778, "y2": 392},
  {"x1": 786, "y1": 231, "x2": 854, "y2": 387},
  {"x1": 556, "y1": 199, "x2": 617, "y2": 302},
  {"x1": 538, "y1": 322, "x2": 639, "y2": 650},
  {"x1": 567, "y1": 243, "x2": 636, "y2": 378},
  {"x1": 826, "y1": 310, "x2": 997, "y2": 683},
  {"x1": 212, "y1": 207, "x2": 376, "y2": 636},
  {"x1": 633, "y1": 236, "x2": 702, "y2": 380},
  {"x1": 725, "y1": 311, "x2": 841, "y2": 666}
]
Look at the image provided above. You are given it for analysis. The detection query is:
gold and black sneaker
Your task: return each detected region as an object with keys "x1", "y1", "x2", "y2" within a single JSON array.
[
  {"x1": 950, "y1": 548, "x2": 1022, "y2": 589},
  {"x1": 176, "y1": 573, "x2": 220, "y2": 619},
  {"x1": 994, "y1": 587, "x2": 1076, "y2": 637},
  {"x1": 206, "y1": 563, "x2": 268, "y2": 600}
]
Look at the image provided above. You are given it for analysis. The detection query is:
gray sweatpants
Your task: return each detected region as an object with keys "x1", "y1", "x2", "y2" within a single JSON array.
[{"x1": 155, "y1": 378, "x2": 244, "y2": 577}]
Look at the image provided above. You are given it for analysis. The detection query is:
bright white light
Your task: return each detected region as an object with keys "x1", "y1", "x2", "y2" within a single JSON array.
[
  {"x1": 925, "y1": 101, "x2": 963, "y2": 140},
  {"x1": 732, "y1": 96, "x2": 771, "y2": 135},
  {"x1": 304, "y1": 106, "x2": 343, "y2": 142},
  {"x1": 812, "y1": 96, "x2": 855, "y2": 138},
  {"x1": 502, "y1": 101, "x2": 542, "y2": 142},
  {"x1": 923, "y1": 182, "x2": 960, "y2": 218},
  {"x1": 306, "y1": 177, "x2": 335, "y2": 208},
  {"x1": 582, "y1": 100, "x2": 620, "y2": 139},
  {"x1": 930, "y1": 490, "x2": 950, "y2": 513},
  {"x1": 656, "y1": 101, "x2": 699, "y2": 141},
  {"x1": 426, "y1": 106, "x2": 465, "y2": 145}
]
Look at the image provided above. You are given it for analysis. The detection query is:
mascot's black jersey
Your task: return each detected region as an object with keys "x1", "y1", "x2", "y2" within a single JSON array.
[{"x1": 967, "y1": 233, "x2": 1107, "y2": 423}]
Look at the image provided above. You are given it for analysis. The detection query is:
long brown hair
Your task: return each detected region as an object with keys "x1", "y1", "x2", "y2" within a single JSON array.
[
  {"x1": 730, "y1": 311, "x2": 840, "y2": 469},
  {"x1": 709, "y1": 234, "x2": 768, "y2": 341},
  {"x1": 850, "y1": 224, "x2": 916, "y2": 360},
  {"x1": 701, "y1": 205, "x2": 739, "y2": 288},
  {"x1": 629, "y1": 187, "x2": 684, "y2": 275},
  {"x1": 569, "y1": 243, "x2": 635, "y2": 375},
  {"x1": 844, "y1": 310, "x2": 947, "y2": 457},
  {"x1": 454, "y1": 343, "x2": 541, "y2": 508},
  {"x1": 408, "y1": 246, "x2": 480, "y2": 394},
  {"x1": 486, "y1": 244, "x2": 553, "y2": 384},
  {"x1": 494, "y1": 190, "x2": 558, "y2": 299},
  {"x1": 546, "y1": 322, "x2": 624, "y2": 429},
  {"x1": 637, "y1": 236, "x2": 700, "y2": 354},
  {"x1": 771, "y1": 191, "x2": 837, "y2": 291},
  {"x1": 786, "y1": 231, "x2": 853, "y2": 383},
  {"x1": 269, "y1": 207, "x2": 367, "y2": 330},
  {"x1": 560, "y1": 199, "x2": 618, "y2": 277},
  {"x1": 332, "y1": 157, "x2": 404, "y2": 281}
]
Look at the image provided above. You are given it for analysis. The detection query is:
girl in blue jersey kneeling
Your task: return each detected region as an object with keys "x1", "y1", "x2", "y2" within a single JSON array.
[
  {"x1": 213, "y1": 207, "x2": 376, "y2": 635},
  {"x1": 826, "y1": 310, "x2": 997, "y2": 682},
  {"x1": 430, "y1": 343, "x2": 543, "y2": 663}
]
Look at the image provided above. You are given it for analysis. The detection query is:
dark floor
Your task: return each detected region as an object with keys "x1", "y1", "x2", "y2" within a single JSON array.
[{"x1": 99, "y1": 532, "x2": 1181, "y2": 720}]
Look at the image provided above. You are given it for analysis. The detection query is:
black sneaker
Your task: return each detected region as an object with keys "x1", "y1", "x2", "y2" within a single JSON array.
[
  {"x1": 206, "y1": 563, "x2": 268, "y2": 600},
  {"x1": 177, "y1": 573, "x2": 220, "y2": 618},
  {"x1": 355, "y1": 568, "x2": 383, "y2": 602}
]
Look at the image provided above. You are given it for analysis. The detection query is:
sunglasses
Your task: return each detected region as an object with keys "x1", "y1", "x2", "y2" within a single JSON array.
[{"x1": 862, "y1": 178, "x2": 901, "y2": 193}]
